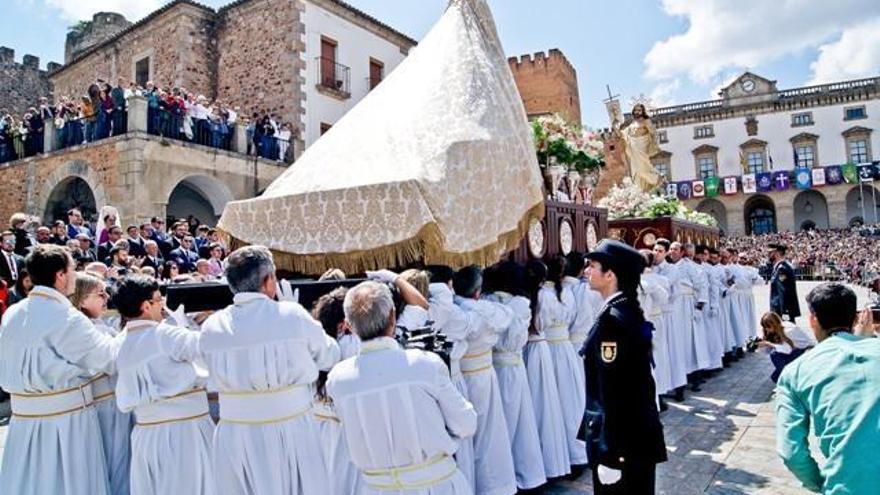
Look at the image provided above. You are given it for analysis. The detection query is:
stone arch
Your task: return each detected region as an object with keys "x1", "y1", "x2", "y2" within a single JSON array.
[
  {"x1": 793, "y1": 189, "x2": 829, "y2": 231},
  {"x1": 696, "y1": 198, "x2": 728, "y2": 234},
  {"x1": 846, "y1": 184, "x2": 880, "y2": 225},
  {"x1": 744, "y1": 194, "x2": 776, "y2": 235},
  {"x1": 36, "y1": 160, "x2": 108, "y2": 223},
  {"x1": 165, "y1": 175, "x2": 235, "y2": 227}
]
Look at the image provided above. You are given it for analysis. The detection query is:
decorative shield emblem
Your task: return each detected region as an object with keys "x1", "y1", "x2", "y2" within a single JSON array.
[{"x1": 601, "y1": 342, "x2": 617, "y2": 363}]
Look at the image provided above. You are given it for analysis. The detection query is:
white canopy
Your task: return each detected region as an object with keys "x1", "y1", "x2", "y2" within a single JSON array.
[{"x1": 218, "y1": 0, "x2": 544, "y2": 274}]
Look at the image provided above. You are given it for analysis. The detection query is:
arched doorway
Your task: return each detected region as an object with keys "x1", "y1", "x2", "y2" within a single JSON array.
[
  {"x1": 44, "y1": 176, "x2": 98, "y2": 224},
  {"x1": 793, "y1": 190, "x2": 829, "y2": 231},
  {"x1": 744, "y1": 195, "x2": 776, "y2": 235},
  {"x1": 846, "y1": 185, "x2": 880, "y2": 225},
  {"x1": 166, "y1": 176, "x2": 235, "y2": 227},
  {"x1": 696, "y1": 198, "x2": 728, "y2": 234}
]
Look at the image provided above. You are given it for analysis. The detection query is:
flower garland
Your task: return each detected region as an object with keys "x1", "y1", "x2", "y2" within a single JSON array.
[
  {"x1": 532, "y1": 114, "x2": 604, "y2": 172},
  {"x1": 598, "y1": 178, "x2": 718, "y2": 227}
]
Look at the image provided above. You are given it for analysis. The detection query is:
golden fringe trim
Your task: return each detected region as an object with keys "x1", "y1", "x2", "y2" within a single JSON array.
[{"x1": 219, "y1": 201, "x2": 545, "y2": 275}]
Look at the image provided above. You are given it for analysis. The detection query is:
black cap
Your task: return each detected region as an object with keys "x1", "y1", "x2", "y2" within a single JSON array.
[{"x1": 585, "y1": 239, "x2": 645, "y2": 282}]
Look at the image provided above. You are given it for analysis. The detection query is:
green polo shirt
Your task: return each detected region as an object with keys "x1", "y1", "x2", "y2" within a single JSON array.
[{"x1": 775, "y1": 332, "x2": 880, "y2": 494}]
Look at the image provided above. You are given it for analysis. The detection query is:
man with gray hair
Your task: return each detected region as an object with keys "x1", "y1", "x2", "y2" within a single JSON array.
[
  {"x1": 199, "y1": 245, "x2": 339, "y2": 495},
  {"x1": 327, "y1": 280, "x2": 478, "y2": 493}
]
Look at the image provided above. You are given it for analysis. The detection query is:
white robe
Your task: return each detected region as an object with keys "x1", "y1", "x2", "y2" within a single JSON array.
[
  {"x1": 482, "y1": 292, "x2": 547, "y2": 490},
  {"x1": 0, "y1": 286, "x2": 119, "y2": 495},
  {"x1": 729, "y1": 264, "x2": 762, "y2": 346},
  {"x1": 670, "y1": 259, "x2": 712, "y2": 373},
  {"x1": 537, "y1": 283, "x2": 588, "y2": 466},
  {"x1": 560, "y1": 276, "x2": 601, "y2": 350},
  {"x1": 696, "y1": 262, "x2": 724, "y2": 370},
  {"x1": 93, "y1": 318, "x2": 133, "y2": 495},
  {"x1": 639, "y1": 273, "x2": 673, "y2": 395},
  {"x1": 654, "y1": 262, "x2": 689, "y2": 390},
  {"x1": 522, "y1": 309, "x2": 570, "y2": 478},
  {"x1": 199, "y1": 292, "x2": 340, "y2": 495},
  {"x1": 115, "y1": 319, "x2": 215, "y2": 495},
  {"x1": 454, "y1": 296, "x2": 518, "y2": 495},
  {"x1": 715, "y1": 264, "x2": 739, "y2": 351},
  {"x1": 427, "y1": 283, "x2": 477, "y2": 490},
  {"x1": 327, "y1": 337, "x2": 477, "y2": 495},
  {"x1": 313, "y1": 400, "x2": 364, "y2": 495}
]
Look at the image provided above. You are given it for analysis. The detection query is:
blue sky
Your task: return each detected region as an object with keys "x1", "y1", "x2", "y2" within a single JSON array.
[{"x1": 3, "y1": 0, "x2": 879, "y2": 126}]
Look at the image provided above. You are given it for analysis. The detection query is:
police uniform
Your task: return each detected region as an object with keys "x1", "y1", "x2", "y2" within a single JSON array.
[
  {"x1": 769, "y1": 246, "x2": 800, "y2": 321},
  {"x1": 580, "y1": 240, "x2": 667, "y2": 494}
]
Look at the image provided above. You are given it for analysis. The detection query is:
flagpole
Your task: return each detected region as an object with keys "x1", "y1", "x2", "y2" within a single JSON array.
[
  {"x1": 860, "y1": 183, "x2": 867, "y2": 225},
  {"x1": 872, "y1": 182, "x2": 878, "y2": 224}
]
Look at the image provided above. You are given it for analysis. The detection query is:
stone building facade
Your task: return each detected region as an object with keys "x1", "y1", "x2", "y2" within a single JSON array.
[
  {"x1": 65, "y1": 12, "x2": 132, "y2": 63},
  {"x1": 0, "y1": 48, "x2": 58, "y2": 117},
  {"x1": 508, "y1": 49, "x2": 581, "y2": 124}
]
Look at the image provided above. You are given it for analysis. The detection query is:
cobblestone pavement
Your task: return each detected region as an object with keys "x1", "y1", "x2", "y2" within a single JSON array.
[{"x1": 0, "y1": 282, "x2": 870, "y2": 493}]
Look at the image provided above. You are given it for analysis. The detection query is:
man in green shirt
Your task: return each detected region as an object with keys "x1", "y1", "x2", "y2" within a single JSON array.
[{"x1": 775, "y1": 283, "x2": 880, "y2": 494}]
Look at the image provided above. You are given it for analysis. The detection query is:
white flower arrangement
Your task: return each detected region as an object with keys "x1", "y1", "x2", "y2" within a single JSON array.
[{"x1": 597, "y1": 178, "x2": 718, "y2": 227}]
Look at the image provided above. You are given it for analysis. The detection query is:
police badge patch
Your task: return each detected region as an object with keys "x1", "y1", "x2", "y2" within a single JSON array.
[{"x1": 601, "y1": 342, "x2": 617, "y2": 363}]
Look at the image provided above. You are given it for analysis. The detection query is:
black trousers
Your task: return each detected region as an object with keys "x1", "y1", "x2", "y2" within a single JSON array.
[{"x1": 592, "y1": 463, "x2": 656, "y2": 495}]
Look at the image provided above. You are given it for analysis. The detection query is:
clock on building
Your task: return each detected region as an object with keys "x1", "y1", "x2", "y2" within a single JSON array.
[{"x1": 741, "y1": 78, "x2": 756, "y2": 93}]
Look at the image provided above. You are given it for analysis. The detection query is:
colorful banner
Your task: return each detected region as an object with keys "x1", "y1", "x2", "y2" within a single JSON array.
[
  {"x1": 705, "y1": 176, "x2": 720, "y2": 197},
  {"x1": 772, "y1": 171, "x2": 791, "y2": 191},
  {"x1": 692, "y1": 180, "x2": 706, "y2": 198},
  {"x1": 676, "y1": 181, "x2": 692, "y2": 200},
  {"x1": 723, "y1": 176, "x2": 738, "y2": 195},
  {"x1": 858, "y1": 164, "x2": 877, "y2": 182},
  {"x1": 742, "y1": 174, "x2": 757, "y2": 194},
  {"x1": 756, "y1": 172, "x2": 773, "y2": 192},
  {"x1": 825, "y1": 165, "x2": 843, "y2": 185},
  {"x1": 665, "y1": 183, "x2": 678, "y2": 199},
  {"x1": 842, "y1": 162, "x2": 859, "y2": 184},
  {"x1": 811, "y1": 167, "x2": 826, "y2": 187},
  {"x1": 794, "y1": 168, "x2": 812, "y2": 189}
]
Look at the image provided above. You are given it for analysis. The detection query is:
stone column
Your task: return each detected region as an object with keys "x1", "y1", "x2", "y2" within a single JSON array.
[
  {"x1": 233, "y1": 124, "x2": 247, "y2": 155},
  {"x1": 127, "y1": 95, "x2": 148, "y2": 133},
  {"x1": 826, "y1": 184, "x2": 849, "y2": 229},
  {"x1": 43, "y1": 123, "x2": 56, "y2": 153}
]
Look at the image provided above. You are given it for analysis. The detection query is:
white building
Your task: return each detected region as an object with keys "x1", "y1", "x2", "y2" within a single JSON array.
[
  {"x1": 300, "y1": 0, "x2": 414, "y2": 147},
  {"x1": 650, "y1": 72, "x2": 880, "y2": 235}
]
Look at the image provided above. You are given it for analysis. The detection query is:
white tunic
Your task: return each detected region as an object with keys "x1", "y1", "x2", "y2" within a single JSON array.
[
  {"x1": 729, "y1": 264, "x2": 762, "y2": 345},
  {"x1": 536, "y1": 283, "x2": 588, "y2": 466},
  {"x1": 715, "y1": 264, "x2": 739, "y2": 351},
  {"x1": 115, "y1": 319, "x2": 215, "y2": 495},
  {"x1": 454, "y1": 296, "x2": 518, "y2": 495},
  {"x1": 522, "y1": 304, "x2": 570, "y2": 478},
  {"x1": 313, "y1": 400, "x2": 364, "y2": 495},
  {"x1": 695, "y1": 262, "x2": 724, "y2": 370},
  {"x1": 482, "y1": 291, "x2": 547, "y2": 490},
  {"x1": 560, "y1": 276, "x2": 601, "y2": 350},
  {"x1": 639, "y1": 273, "x2": 673, "y2": 395},
  {"x1": 93, "y1": 318, "x2": 133, "y2": 495},
  {"x1": 427, "y1": 283, "x2": 477, "y2": 490},
  {"x1": 669, "y1": 259, "x2": 711, "y2": 373},
  {"x1": 653, "y1": 262, "x2": 689, "y2": 390},
  {"x1": 199, "y1": 292, "x2": 340, "y2": 495},
  {"x1": 327, "y1": 337, "x2": 478, "y2": 495},
  {"x1": 0, "y1": 286, "x2": 119, "y2": 495}
]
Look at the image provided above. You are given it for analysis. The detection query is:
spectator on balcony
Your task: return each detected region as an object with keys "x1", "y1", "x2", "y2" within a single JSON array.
[
  {"x1": 26, "y1": 106, "x2": 44, "y2": 155},
  {"x1": 278, "y1": 123, "x2": 292, "y2": 162},
  {"x1": 80, "y1": 95, "x2": 97, "y2": 144},
  {"x1": 96, "y1": 87, "x2": 114, "y2": 140},
  {"x1": 259, "y1": 114, "x2": 278, "y2": 160},
  {"x1": 191, "y1": 95, "x2": 211, "y2": 146},
  {"x1": 146, "y1": 82, "x2": 159, "y2": 134},
  {"x1": 0, "y1": 113, "x2": 14, "y2": 162},
  {"x1": 111, "y1": 77, "x2": 127, "y2": 135},
  {"x1": 209, "y1": 107, "x2": 229, "y2": 149}
]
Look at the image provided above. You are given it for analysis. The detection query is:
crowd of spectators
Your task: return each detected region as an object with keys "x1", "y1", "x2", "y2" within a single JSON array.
[
  {"x1": 721, "y1": 225, "x2": 880, "y2": 284},
  {"x1": 0, "y1": 77, "x2": 293, "y2": 165},
  {"x1": 0, "y1": 206, "x2": 229, "y2": 315}
]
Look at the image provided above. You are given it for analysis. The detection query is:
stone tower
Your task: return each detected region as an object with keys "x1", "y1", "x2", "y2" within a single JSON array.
[
  {"x1": 0, "y1": 47, "x2": 57, "y2": 115},
  {"x1": 65, "y1": 12, "x2": 131, "y2": 63},
  {"x1": 508, "y1": 49, "x2": 581, "y2": 124}
]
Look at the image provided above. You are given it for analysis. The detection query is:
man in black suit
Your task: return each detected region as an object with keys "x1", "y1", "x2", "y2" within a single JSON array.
[
  {"x1": 97, "y1": 226, "x2": 124, "y2": 263},
  {"x1": 769, "y1": 243, "x2": 801, "y2": 322},
  {"x1": 581, "y1": 240, "x2": 667, "y2": 494},
  {"x1": 168, "y1": 235, "x2": 198, "y2": 273},
  {"x1": 141, "y1": 240, "x2": 164, "y2": 272},
  {"x1": 125, "y1": 224, "x2": 147, "y2": 258},
  {"x1": 0, "y1": 231, "x2": 25, "y2": 288}
]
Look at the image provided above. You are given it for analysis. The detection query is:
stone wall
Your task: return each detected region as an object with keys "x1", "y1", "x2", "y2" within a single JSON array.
[
  {"x1": 508, "y1": 49, "x2": 582, "y2": 124},
  {"x1": 51, "y1": 4, "x2": 216, "y2": 100},
  {"x1": 65, "y1": 12, "x2": 132, "y2": 64},
  {"x1": 0, "y1": 48, "x2": 56, "y2": 116},
  {"x1": 216, "y1": 0, "x2": 304, "y2": 137}
]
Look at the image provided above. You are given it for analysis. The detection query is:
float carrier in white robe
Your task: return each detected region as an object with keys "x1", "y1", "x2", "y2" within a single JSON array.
[
  {"x1": 670, "y1": 259, "x2": 712, "y2": 373},
  {"x1": 482, "y1": 291, "x2": 547, "y2": 490},
  {"x1": 200, "y1": 292, "x2": 340, "y2": 495},
  {"x1": 455, "y1": 296, "x2": 518, "y2": 495},
  {"x1": 537, "y1": 283, "x2": 588, "y2": 466},
  {"x1": 696, "y1": 262, "x2": 724, "y2": 370},
  {"x1": 115, "y1": 319, "x2": 215, "y2": 495},
  {"x1": 0, "y1": 286, "x2": 120, "y2": 495},
  {"x1": 639, "y1": 273, "x2": 673, "y2": 395},
  {"x1": 327, "y1": 337, "x2": 478, "y2": 495},
  {"x1": 654, "y1": 261, "x2": 689, "y2": 390}
]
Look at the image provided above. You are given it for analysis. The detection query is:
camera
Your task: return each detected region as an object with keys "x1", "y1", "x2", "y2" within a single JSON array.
[
  {"x1": 396, "y1": 323, "x2": 454, "y2": 369},
  {"x1": 746, "y1": 336, "x2": 764, "y2": 353}
]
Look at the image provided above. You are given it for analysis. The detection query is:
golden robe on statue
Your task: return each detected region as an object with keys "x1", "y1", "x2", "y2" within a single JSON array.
[{"x1": 620, "y1": 119, "x2": 662, "y2": 192}]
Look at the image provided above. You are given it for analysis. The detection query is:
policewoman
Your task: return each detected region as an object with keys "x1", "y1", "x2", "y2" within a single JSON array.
[{"x1": 580, "y1": 240, "x2": 667, "y2": 494}]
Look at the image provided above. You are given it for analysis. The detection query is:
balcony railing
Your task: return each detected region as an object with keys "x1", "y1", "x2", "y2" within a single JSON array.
[{"x1": 316, "y1": 57, "x2": 351, "y2": 96}]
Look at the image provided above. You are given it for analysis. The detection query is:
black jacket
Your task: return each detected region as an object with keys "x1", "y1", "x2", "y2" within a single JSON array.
[
  {"x1": 0, "y1": 250, "x2": 24, "y2": 287},
  {"x1": 770, "y1": 261, "x2": 800, "y2": 319},
  {"x1": 580, "y1": 293, "x2": 667, "y2": 469}
]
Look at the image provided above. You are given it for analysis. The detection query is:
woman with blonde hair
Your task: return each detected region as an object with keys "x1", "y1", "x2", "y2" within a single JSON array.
[
  {"x1": 70, "y1": 272, "x2": 131, "y2": 495},
  {"x1": 758, "y1": 311, "x2": 815, "y2": 382}
]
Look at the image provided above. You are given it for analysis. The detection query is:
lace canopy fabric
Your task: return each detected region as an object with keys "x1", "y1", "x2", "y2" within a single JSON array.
[{"x1": 218, "y1": 0, "x2": 544, "y2": 274}]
